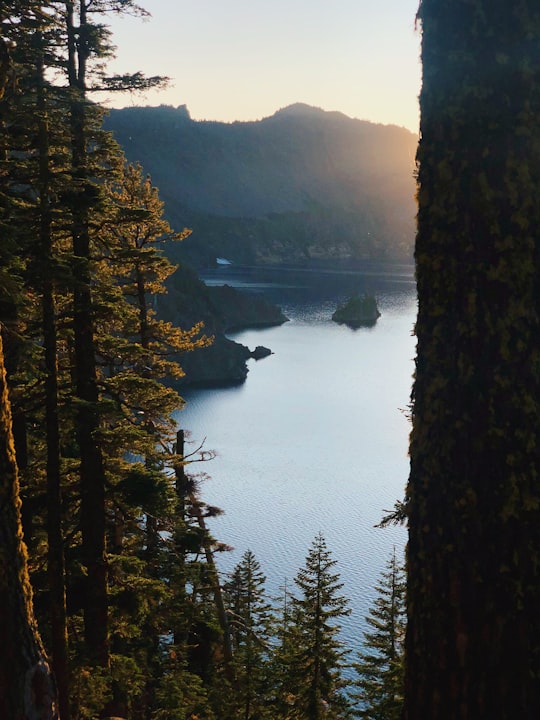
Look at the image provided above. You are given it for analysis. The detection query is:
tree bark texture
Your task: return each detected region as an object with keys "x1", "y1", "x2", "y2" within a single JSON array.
[
  {"x1": 0, "y1": 332, "x2": 59, "y2": 719},
  {"x1": 406, "y1": 2, "x2": 540, "y2": 717}
]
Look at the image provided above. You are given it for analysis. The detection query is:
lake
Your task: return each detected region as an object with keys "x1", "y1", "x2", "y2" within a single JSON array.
[{"x1": 173, "y1": 262, "x2": 417, "y2": 660}]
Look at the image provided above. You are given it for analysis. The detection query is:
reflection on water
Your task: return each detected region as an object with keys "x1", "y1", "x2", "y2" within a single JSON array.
[
  {"x1": 201, "y1": 261, "x2": 416, "y2": 308},
  {"x1": 174, "y1": 265, "x2": 416, "y2": 662}
]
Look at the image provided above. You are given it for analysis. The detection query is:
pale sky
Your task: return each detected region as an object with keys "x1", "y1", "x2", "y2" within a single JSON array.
[{"x1": 105, "y1": 0, "x2": 421, "y2": 132}]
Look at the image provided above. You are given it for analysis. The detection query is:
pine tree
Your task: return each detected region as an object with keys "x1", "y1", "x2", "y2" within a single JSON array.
[
  {"x1": 0, "y1": 2, "x2": 249, "y2": 716},
  {"x1": 58, "y1": 0, "x2": 164, "y2": 684},
  {"x1": 0, "y1": 4, "x2": 73, "y2": 714},
  {"x1": 267, "y1": 578, "x2": 297, "y2": 717},
  {"x1": 95, "y1": 160, "x2": 210, "y2": 464},
  {"x1": 224, "y1": 549, "x2": 273, "y2": 720},
  {"x1": 353, "y1": 549, "x2": 405, "y2": 720},
  {"x1": 284, "y1": 533, "x2": 353, "y2": 720},
  {"x1": 407, "y1": 1, "x2": 540, "y2": 717}
]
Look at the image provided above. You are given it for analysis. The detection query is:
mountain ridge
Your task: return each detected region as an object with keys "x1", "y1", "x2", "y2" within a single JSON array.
[{"x1": 104, "y1": 103, "x2": 417, "y2": 267}]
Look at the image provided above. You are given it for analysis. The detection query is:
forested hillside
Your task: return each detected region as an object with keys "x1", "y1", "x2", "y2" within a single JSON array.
[
  {"x1": 0, "y1": 3, "x2": 406, "y2": 717},
  {"x1": 104, "y1": 103, "x2": 417, "y2": 267}
]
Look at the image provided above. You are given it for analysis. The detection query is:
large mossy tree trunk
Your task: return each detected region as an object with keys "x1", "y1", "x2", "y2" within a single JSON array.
[
  {"x1": 0, "y1": 332, "x2": 58, "y2": 719},
  {"x1": 405, "y1": 2, "x2": 540, "y2": 717}
]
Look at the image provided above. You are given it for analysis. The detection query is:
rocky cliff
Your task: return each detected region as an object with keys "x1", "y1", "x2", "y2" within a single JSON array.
[{"x1": 159, "y1": 263, "x2": 286, "y2": 386}]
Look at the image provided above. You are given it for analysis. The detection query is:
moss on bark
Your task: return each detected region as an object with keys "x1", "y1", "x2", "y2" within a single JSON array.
[{"x1": 406, "y1": 2, "x2": 540, "y2": 717}]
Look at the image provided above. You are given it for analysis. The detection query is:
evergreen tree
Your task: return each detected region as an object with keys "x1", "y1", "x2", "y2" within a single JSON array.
[
  {"x1": 284, "y1": 533, "x2": 352, "y2": 720},
  {"x1": 353, "y1": 549, "x2": 405, "y2": 720},
  {"x1": 267, "y1": 578, "x2": 297, "y2": 717},
  {"x1": 407, "y1": 1, "x2": 540, "y2": 717},
  {"x1": 0, "y1": 7, "x2": 68, "y2": 720},
  {"x1": 96, "y1": 161, "x2": 210, "y2": 463},
  {"x1": 60, "y1": 0, "x2": 163, "y2": 680},
  {"x1": 0, "y1": 2, "x2": 267, "y2": 716},
  {"x1": 224, "y1": 549, "x2": 273, "y2": 720}
]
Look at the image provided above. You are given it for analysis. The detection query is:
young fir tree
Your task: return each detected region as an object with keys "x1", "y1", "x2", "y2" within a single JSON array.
[
  {"x1": 407, "y1": 1, "x2": 540, "y2": 717},
  {"x1": 353, "y1": 549, "x2": 405, "y2": 720},
  {"x1": 224, "y1": 549, "x2": 274, "y2": 720},
  {"x1": 284, "y1": 533, "x2": 353, "y2": 720},
  {"x1": 267, "y1": 578, "x2": 297, "y2": 717}
]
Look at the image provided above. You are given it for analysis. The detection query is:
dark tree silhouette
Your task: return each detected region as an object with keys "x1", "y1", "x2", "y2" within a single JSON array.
[
  {"x1": 406, "y1": 2, "x2": 540, "y2": 718},
  {"x1": 0, "y1": 332, "x2": 58, "y2": 719}
]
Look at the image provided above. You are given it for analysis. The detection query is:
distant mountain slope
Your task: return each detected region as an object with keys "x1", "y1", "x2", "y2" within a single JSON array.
[{"x1": 104, "y1": 103, "x2": 418, "y2": 267}]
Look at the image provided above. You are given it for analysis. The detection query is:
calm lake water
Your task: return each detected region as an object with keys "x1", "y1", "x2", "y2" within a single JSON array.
[{"x1": 173, "y1": 262, "x2": 417, "y2": 659}]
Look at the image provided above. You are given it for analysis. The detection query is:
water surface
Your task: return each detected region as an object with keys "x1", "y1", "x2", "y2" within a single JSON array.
[{"x1": 175, "y1": 264, "x2": 416, "y2": 658}]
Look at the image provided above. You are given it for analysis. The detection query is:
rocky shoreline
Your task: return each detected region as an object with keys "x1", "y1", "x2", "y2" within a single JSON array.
[{"x1": 158, "y1": 263, "x2": 287, "y2": 387}]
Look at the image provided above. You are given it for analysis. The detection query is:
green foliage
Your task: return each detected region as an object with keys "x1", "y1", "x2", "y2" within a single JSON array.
[
  {"x1": 223, "y1": 549, "x2": 274, "y2": 719},
  {"x1": 70, "y1": 665, "x2": 112, "y2": 719},
  {"x1": 278, "y1": 533, "x2": 353, "y2": 720},
  {"x1": 152, "y1": 656, "x2": 214, "y2": 720},
  {"x1": 353, "y1": 549, "x2": 405, "y2": 719}
]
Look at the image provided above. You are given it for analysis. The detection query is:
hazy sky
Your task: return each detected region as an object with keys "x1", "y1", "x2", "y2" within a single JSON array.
[{"x1": 105, "y1": 0, "x2": 421, "y2": 132}]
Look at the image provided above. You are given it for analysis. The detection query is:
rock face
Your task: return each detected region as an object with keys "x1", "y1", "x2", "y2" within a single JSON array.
[
  {"x1": 251, "y1": 345, "x2": 272, "y2": 360},
  {"x1": 207, "y1": 284, "x2": 288, "y2": 331},
  {"x1": 104, "y1": 103, "x2": 417, "y2": 268},
  {"x1": 179, "y1": 336, "x2": 252, "y2": 387},
  {"x1": 332, "y1": 294, "x2": 381, "y2": 328}
]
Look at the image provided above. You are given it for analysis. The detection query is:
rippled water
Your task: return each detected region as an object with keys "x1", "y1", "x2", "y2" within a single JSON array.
[{"x1": 174, "y1": 264, "x2": 417, "y2": 660}]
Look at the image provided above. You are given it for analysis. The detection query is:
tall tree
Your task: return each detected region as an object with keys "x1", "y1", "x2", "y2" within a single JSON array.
[
  {"x1": 406, "y1": 1, "x2": 540, "y2": 717},
  {"x1": 353, "y1": 549, "x2": 405, "y2": 720},
  {"x1": 0, "y1": 4, "x2": 73, "y2": 714},
  {"x1": 224, "y1": 549, "x2": 273, "y2": 720},
  {"x1": 36, "y1": 43, "x2": 72, "y2": 720},
  {"x1": 60, "y1": 0, "x2": 162, "y2": 674},
  {"x1": 285, "y1": 533, "x2": 352, "y2": 720}
]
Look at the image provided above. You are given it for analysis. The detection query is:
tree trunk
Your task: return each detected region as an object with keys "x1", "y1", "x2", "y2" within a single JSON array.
[
  {"x1": 176, "y1": 430, "x2": 235, "y2": 681},
  {"x1": 405, "y1": 2, "x2": 540, "y2": 717},
  {"x1": 0, "y1": 331, "x2": 59, "y2": 719},
  {"x1": 65, "y1": 0, "x2": 109, "y2": 668},
  {"x1": 37, "y1": 48, "x2": 71, "y2": 718},
  {"x1": 173, "y1": 430, "x2": 189, "y2": 648},
  {"x1": 193, "y1": 491, "x2": 236, "y2": 681}
]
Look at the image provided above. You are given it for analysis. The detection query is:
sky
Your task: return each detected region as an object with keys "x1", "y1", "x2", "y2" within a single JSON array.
[{"x1": 104, "y1": 0, "x2": 421, "y2": 132}]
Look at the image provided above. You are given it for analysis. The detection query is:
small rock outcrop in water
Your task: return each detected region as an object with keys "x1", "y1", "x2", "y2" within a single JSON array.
[
  {"x1": 251, "y1": 345, "x2": 272, "y2": 360},
  {"x1": 332, "y1": 293, "x2": 381, "y2": 328}
]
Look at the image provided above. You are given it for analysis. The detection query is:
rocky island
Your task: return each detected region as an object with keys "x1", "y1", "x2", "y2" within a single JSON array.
[{"x1": 332, "y1": 293, "x2": 381, "y2": 329}]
